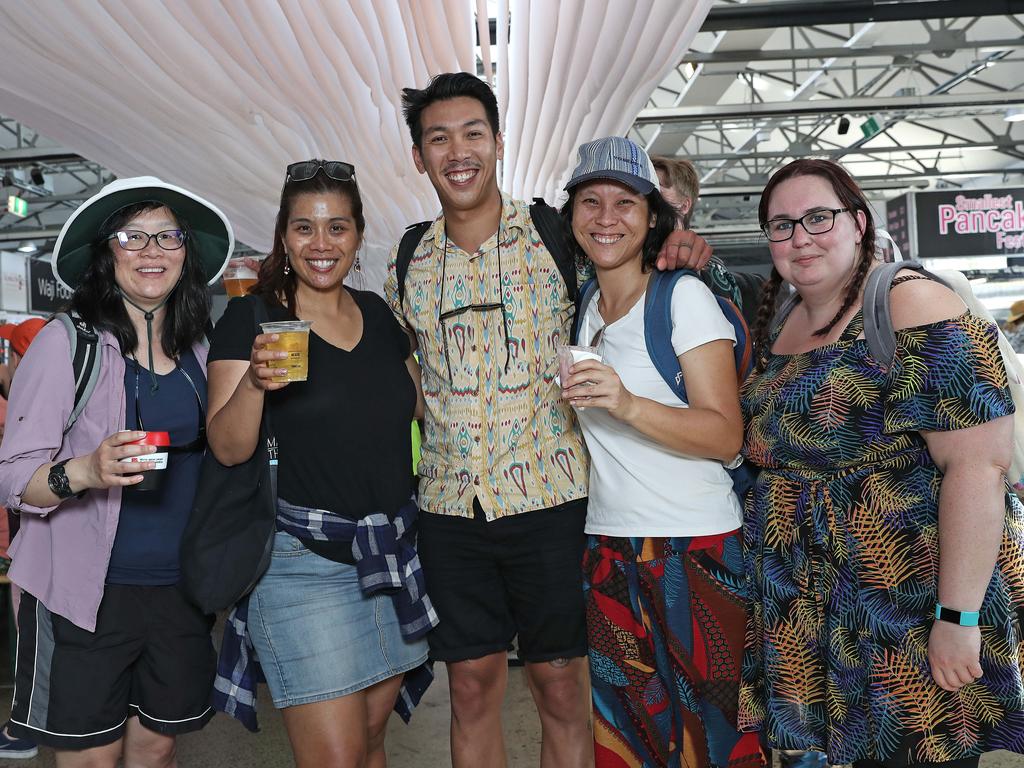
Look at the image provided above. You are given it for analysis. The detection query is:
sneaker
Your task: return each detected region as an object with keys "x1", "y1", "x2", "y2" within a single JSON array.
[
  {"x1": 0, "y1": 724, "x2": 38, "y2": 759},
  {"x1": 779, "y1": 751, "x2": 828, "y2": 768}
]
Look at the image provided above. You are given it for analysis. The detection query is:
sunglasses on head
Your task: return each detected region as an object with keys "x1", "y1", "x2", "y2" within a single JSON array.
[{"x1": 285, "y1": 160, "x2": 356, "y2": 183}]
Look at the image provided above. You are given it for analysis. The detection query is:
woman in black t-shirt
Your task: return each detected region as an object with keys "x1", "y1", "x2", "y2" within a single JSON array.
[{"x1": 207, "y1": 161, "x2": 430, "y2": 766}]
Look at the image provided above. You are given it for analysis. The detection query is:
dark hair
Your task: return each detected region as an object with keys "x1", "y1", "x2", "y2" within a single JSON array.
[
  {"x1": 560, "y1": 181, "x2": 677, "y2": 274},
  {"x1": 251, "y1": 161, "x2": 366, "y2": 316},
  {"x1": 68, "y1": 201, "x2": 211, "y2": 358},
  {"x1": 651, "y1": 156, "x2": 699, "y2": 228},
  {"x1": 401, "y1": 72, "x2": 500, "y2": 148},
  {"x1": 750, "y1": 158, "x2": 876, "y2": 370}
]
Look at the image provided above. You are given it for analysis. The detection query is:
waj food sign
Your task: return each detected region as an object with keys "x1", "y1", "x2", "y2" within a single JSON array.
[{"x1": 889, "y1": 187, "x2": 1024, "y2": 259}]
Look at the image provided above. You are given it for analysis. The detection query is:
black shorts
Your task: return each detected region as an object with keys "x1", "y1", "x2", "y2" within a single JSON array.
[
  {"x1": 417, "y1": 497, "x2": 588, "y2": 663},
  {"x1": 9, "y1": 585, "x2": 216, "y2": 750}
]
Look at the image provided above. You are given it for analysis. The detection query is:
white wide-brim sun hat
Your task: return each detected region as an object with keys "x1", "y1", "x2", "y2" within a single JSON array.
[{"x1": 52, "y1": 176, "x2": 235, "y2": 291}]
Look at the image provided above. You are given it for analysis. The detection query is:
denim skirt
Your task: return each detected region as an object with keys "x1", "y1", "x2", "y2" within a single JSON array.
[{"x1": 247, "y1": 530, "x2": 429, "y2": 708}]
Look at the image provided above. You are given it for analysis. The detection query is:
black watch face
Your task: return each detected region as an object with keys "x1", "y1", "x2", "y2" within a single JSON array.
[{"x1": 48, "y1": 464, "x2": 72, "y2": 499}]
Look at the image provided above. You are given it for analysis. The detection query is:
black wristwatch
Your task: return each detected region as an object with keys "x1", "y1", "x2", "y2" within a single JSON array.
[{"x1": 47, "y1": 459, "x2": 75, "y2": 500}]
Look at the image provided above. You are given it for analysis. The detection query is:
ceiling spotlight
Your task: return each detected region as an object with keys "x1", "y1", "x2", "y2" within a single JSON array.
[
  {"x1": 29, "y1": 166, "x2": 44, "y2": 186},
  {"x1": 16, "y1": 241, "x2": 37, "y2": 253},
  {"x1": 837, "y1": 116, "x2": 851, "y2": 135},
  {"x1": 1006, "y1": 108, "x2": 1024, "y2": 123}
]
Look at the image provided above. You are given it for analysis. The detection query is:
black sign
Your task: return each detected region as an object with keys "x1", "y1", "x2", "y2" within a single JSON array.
[
  {"x1": 884, "y1": 194, "x2": 911, "y2": 259},
  {"x1": 29, "y1": 257, "x2": 72, "y2": 313},
  {"x1": 913, "y1": 187, "x2": 1024, "y2": 258}
]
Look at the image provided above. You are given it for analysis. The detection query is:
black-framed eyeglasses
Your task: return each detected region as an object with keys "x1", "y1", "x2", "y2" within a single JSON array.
[
  {"x1": 761, "y1": 208, "x2": 850, "y2": 242},
  {"x1": 285, "y1": 160, "x2": 356, "y2": 183},
  {"x1": 438, "y1": 234, "x2": 511, "y2": 385},
  {"x1": 109, "y1": 229, "x2": 186, "y2": 251}
]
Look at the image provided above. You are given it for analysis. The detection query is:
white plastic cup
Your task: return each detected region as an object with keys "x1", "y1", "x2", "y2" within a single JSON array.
[{"x1": 557, "y1": 344, "x2": 602, "y2": 389}]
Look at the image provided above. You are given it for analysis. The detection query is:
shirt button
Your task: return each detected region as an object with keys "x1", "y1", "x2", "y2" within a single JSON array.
[
  {"x1": 474, "y1": 436, "x2": 480, "y2": 443},
  {"x1": 471, "y1": 345, "x2": 477, "y2": 352},
  {"x1": 473, "y1": 478, "x2": 480, "y2": 485}
]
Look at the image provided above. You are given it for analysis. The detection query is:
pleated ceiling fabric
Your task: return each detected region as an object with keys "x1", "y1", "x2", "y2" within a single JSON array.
[{"x1": 0, "y1": 1, "x2": 710, "y2": 291}]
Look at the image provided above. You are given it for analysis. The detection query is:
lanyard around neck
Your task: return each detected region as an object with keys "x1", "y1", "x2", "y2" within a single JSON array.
[{"x1": 130, "y1": 356, "x2": 207, "y2": 454}]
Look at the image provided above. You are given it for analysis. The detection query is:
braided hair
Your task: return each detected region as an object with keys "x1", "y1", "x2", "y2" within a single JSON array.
[{"x1": 750, "y1": 159, "x2": 876, "y2": 371}]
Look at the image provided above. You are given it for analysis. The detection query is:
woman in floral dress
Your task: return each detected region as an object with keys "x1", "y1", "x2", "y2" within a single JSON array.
[{"x1": 741, "y1": 158, "x2": 1024, "y2": 768}]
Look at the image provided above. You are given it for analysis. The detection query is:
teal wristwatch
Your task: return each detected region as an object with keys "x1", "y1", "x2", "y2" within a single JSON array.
[{"x1": 934, "y1": 603, "x2": 980, "y2": 627}]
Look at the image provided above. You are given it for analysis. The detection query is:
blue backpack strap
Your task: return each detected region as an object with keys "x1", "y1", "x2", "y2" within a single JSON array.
[
  {"x1": 572, "y1": 277, "x2": 599, "y2": 344},
  {"x1": 643, "y1": 270, "x2": 756, "y2": 498},
  {"x1": 644, "y1": 270, "x2": 753, "y2": 402},
  {"x1": 644, "y1": 270, "x2": 691, "y2": 401}
]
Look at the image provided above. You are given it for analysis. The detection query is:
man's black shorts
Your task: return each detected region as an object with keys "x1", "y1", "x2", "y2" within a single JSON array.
[{"x1": 417, "y1": 497, "x2": 588, "y2": 663}]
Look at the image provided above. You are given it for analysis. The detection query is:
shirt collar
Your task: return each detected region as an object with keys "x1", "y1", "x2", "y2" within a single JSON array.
[{"x1": 429, "y1": 193, "x2": 526, "y2": 256}]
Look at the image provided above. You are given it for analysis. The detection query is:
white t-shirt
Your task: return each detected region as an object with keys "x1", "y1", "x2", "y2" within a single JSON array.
[{"x1": 576, "y1": 275, "x2": 743, "y2": 537}]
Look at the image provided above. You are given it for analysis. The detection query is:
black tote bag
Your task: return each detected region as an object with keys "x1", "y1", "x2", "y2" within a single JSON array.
[{"x1": 180, "y1": 296, "x2": 278, "y2": 614}]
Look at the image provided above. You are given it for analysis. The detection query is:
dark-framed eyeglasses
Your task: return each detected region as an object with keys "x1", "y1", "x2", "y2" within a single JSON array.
[
  {"x1": 285, "y1": 160, "x2": 356, "y2": 183},
  {"x1": 438, "y1": 234, "x2": 511, "y2": 385},
  {"x1": 109, "y1": 229, "x2": 186, "y2": 251},
  {"x1": 761, "y1": 208, "x2": 850, "y2": 242}
]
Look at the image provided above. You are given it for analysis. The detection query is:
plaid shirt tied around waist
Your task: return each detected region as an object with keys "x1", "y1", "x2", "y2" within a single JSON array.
[{"x1": 213, "y1": 496, "x2": 436, "y2": 731}]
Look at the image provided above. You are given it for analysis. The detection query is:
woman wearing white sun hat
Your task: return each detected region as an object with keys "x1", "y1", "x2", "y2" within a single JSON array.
[{"x1": 0, "y1": 176, "x2": 233, "y2": 767}]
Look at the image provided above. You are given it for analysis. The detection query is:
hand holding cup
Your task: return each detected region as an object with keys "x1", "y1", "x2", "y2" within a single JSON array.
[
  {"x1": 248, "y1": 332, "x2": 292, "y2": 391},
  {"x1": 85, "y1": 430, "x2": 158, "y2": 489}
]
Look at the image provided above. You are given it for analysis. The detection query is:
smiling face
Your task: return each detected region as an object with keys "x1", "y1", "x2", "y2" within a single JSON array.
[
  {"x1": 110, "y1": 206, "x2": 186, "y2": 311},
  {"x1": 412, "y1": 96, "x2": 503, "y2": 218},
  {"x1": 283, "y1": 191, "x2": 362, "y2": 294},
  {"x1": 765, "y1": 173, "x2": 867, "y2": 294},
  {"x1": 570, "y1": 180, "x2": 654, "y2": 273}
]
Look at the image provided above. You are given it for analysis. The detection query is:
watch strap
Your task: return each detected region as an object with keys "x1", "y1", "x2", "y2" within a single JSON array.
[
  {"x1": 47, "y1": 458, "x2": 75, "y2": 500},
  {"x1": 934, "y1": 603, "x2": 980, "y2": 627}
]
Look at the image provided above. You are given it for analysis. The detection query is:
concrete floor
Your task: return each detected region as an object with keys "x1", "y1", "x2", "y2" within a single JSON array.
[
  {"x1": 2, "y1": 667, "x2": 1024, "y2": 768},
  {"x1": 0, "y1": 666, "x2": 1022, "y2": 766},
  {"x1": 0, "y1": 663, "x2": 542, "y2": 767}
]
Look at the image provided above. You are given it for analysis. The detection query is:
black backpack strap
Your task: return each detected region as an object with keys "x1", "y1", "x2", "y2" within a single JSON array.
[
  {"x1": 396, "y1": 221, "x2": 432, "y2": 307},
  {"x1": 530, "y1": 198, "x2": 576, "y2": 301},
  {"x1": 54, "y1": 312, "x2": 101, "y2": 436}
]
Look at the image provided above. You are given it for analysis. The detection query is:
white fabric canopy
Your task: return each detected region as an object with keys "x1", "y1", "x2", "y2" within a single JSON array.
[{"x1": 0, "y1": 0, "x2": 710, "y2": 291}]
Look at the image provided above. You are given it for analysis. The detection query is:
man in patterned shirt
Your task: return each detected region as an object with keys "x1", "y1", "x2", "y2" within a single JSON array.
[{"x1": 385, "y1": 72, "x2": 711, "y2": 767}]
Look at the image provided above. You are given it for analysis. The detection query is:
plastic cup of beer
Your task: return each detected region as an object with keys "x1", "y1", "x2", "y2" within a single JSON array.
[
  {"x1": 260, "y1": 320, "x2": 312, "y2": 382},
  {"x1": 222, "y1": 256, "x2": 263, "y2": 298}
]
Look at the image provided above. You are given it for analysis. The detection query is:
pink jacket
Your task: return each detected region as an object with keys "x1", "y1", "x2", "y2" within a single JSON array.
[{"x1": 0, "y1": 321, "x2": 207, "y2": 631}]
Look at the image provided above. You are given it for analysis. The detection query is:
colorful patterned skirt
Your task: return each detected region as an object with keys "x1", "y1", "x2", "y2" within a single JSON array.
[{"x1": 583, "y1": 531, "x2": 766, "y2": 768}]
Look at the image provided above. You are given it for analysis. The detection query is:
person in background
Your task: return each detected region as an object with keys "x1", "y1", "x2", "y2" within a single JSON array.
[
  {"x1": 0, "y1": 317, "x2": 47, "y2": 760},
  {"x1": 742, "y1": 157, "x2": 1024, "y2": 768},
  {"x1": 1003, "y1": 299, "x2": 1024, "y2": 354},
  {"x1": 387, "y1": 72, "x2": 712, "y2": 768},
  {"x1": 561, "y1": 136, "x2": 764, "y2": 768},
  {"x1": 0, "y1": 176, "x2": 233, "y2": 768},
  {"x1": 0, "y1": 318, "x2": 46, "y2": 402},
  {"x1": 208, "y1": 159, "x2": 432, "y2": 768},
  {"x1": 651, "y1": 155, "x2": 699, "y2": 230}
]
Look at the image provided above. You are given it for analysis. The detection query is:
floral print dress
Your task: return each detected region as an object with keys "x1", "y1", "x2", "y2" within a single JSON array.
[{"x1": 739, "y1": 308, "x2": 1024, "y2": 766}]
